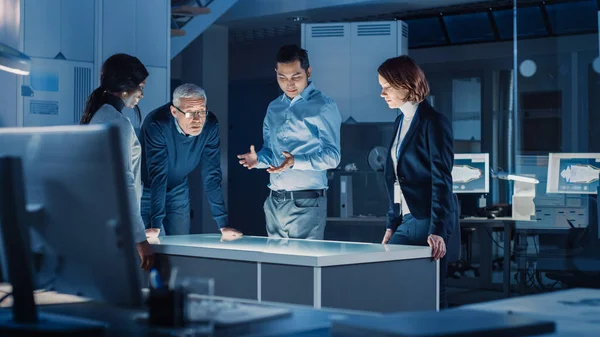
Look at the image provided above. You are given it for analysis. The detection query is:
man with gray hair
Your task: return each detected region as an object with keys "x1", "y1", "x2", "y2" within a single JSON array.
[{"x1": 140, "y1": 83, "x2": 242, "y2": 238}]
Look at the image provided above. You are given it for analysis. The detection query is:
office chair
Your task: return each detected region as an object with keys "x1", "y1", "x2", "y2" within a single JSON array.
[
  {"x1": 447, "y1": 194, "x2": 483, "y2": 278},
  {"x1": 545, "y1": 193, "x2": 600, "y2": 288}
]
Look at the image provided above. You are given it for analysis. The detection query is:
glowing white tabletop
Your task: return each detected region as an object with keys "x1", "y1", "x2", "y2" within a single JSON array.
[
  {"x1": 152, "y1": 234, "x2": 438, "y2": 313},
  {"x1": 151, "y1": 234, "x2": 432, "y2": 267}
]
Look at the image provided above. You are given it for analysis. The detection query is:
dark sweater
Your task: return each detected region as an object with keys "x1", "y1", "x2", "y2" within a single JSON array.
[{"x1": 140, "y1": 103, "x2": 227, "y2": 229}]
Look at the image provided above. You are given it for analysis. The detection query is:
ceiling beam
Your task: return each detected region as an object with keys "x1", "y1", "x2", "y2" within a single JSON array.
[
  {"x1": 171, "y1": 0, "x2": 239, "y2": 59},
  {"x1": 438, "y1": 14, "x2": 451, "y2": 45},
  {"x1": 488, "y1": 9, "x2": 501, "y2": 41},
  {"x1": 539, "y1": 4, "x2": 554, "y2": 36},
  {"x1": 219, "y1": 0, "x2": 403, "y2": 22}
]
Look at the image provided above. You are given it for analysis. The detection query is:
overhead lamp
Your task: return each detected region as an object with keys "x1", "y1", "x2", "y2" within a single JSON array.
[
  {"x1": 287, "y1": 16, "x2": 308, "y2": 22},
  {"x1": 0, "y1": 42, "x2": 31, "y2": 76},
  {"x1": 491, "y1": 168, "x2": 540, "y2": 184}
]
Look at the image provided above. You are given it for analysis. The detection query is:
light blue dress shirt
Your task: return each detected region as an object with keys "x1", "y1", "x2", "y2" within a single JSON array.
[
  {"x1": 257, "y1": 82, "x2": 342, "y2": 191},
  {"x1": 174, "y1": 116, "x2": 186, "y2": 135}
]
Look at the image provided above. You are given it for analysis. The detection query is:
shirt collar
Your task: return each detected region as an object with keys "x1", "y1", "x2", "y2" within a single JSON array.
[
  {"x1": 105, "y1": 93, "x2": 125, "y2": 113},
  {"x1": 400, "y1": 100, "x2": 419, "y2": 119},
  {"x1": 173, "y1": 116, "x2": 189, "y2": 137},
  {"x1": 280, "y1": 81, "x2": 316, "y2": 104}
]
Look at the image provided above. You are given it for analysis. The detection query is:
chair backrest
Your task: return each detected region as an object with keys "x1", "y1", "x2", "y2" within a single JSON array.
[{"x1": 446, "y1": 194, "x2": 461, "y2": 263}]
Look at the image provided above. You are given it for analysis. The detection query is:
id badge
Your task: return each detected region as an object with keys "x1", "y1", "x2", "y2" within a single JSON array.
[{"x1": 394, "y1": 181, "x2": 401, "y2": 204}]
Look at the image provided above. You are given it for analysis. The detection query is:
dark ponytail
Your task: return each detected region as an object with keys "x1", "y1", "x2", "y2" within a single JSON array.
[{"x1": 80, "y1": 87, "x2": 107, "y2": 125}]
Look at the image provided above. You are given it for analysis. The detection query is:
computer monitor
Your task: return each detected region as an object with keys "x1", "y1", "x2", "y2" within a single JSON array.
[
  {"x1": 0, "y1": 124, "x2": 142, "y2": 333},
  {"x1": 546, "y1": 153, "x2": 600, "y2": 194},
  {"x1": 452, "y1": 153, "x2": 490, "y2": 194}
]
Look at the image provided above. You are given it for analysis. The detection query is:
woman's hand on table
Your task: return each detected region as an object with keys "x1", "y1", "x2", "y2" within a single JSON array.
[
  {"x1": 427, "y1": 234, "x2": 446, "y2": 261},
  {"x1": 381, "y1": 229, "x2": 393, "y2": 244}
]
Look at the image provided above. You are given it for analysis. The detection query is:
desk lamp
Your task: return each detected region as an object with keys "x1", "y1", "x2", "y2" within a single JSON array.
[
  {"x1": 491, "y1": 169, "x2": 540, "y2": 185},
  {"x1": 491, "y1": 168, "x2": 539, "y2": 220}
]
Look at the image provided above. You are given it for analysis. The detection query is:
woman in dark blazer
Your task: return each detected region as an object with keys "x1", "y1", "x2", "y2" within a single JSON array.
[{"x1": 378, "y1": 55, "x2": 456, "y2": 308}]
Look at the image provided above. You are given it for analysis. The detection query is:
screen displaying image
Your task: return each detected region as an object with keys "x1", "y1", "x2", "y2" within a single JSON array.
[
  {"x1": 546, "y1": 153, "x2": 600, "y2": 194},
  {"x1": 453, "y1": 153, "x2": 489, "y2": 193}
]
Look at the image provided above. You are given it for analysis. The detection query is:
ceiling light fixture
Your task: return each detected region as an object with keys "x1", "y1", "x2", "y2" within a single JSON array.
[
  {"x1": 0, "y1": 43, "x2": 31, "y2": 76},
  {"x1": 287, "y1": 16, "x2": 308, "y2": 22}
]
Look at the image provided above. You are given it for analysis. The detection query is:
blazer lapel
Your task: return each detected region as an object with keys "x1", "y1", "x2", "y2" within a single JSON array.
[
  {"x1": 385, "y1": 114, "x2": 403, "y2": 178},
  {"x1": 397, "y1": 102, "x2": 422, "y2": 162}
]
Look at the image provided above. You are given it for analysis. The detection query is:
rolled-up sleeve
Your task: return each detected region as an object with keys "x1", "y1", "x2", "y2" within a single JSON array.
[{"x1": 256, "y1": 115, "x2": 274, "y2": 169}]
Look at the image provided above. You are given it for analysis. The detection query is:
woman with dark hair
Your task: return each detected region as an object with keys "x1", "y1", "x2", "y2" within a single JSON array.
[
  {"x1": 81, "y1": 53, "x2": 154, "y2": 271},
  {"x1": 378, "y1": 55, "x2": 456, "y2": 308}
]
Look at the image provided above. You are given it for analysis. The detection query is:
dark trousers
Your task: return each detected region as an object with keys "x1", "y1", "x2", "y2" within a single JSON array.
[
  {"x1": 389, "y1": 213, "x2": 450, "y2": 309},
  {"x1": 140, "y1": 182, "x2": 191, "y2": 236}
]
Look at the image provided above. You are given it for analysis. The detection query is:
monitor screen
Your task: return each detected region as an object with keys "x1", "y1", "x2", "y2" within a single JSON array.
[
  {"x1": 546, "y1": 153, "x2": 600, "y2": 194},
  {"x1": 0, "y1": 125, "x2": 142, "y2": 307},
  {"x1": 452, "y1": 153, "x2": 489, "y2": 194}
]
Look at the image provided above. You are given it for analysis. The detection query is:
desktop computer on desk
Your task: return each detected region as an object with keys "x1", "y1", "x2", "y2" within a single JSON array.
[
  {"x1": 516, "y1": 153, "x2": 600, "y2": 292},
  {"x1": 540, "y1": 153, "x2": 600, "y2": 289},
  {"x1": 452, "y1": 153, "x2": 490, "y2": 277},
  {"x1": 454, "y1": 153, "x2": 541, "y2": 287},
  {"x1": 0, "y1": 125, "x2": 143, "y2": 335}
]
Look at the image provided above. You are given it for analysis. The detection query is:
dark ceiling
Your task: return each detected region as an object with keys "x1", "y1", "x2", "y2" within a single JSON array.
[
  {"x1": 171, "y1": 0, "x2": 600, "y2": 46},
  {"x1": 226, "y1": 0, "x2": 600, "y2": 47}
]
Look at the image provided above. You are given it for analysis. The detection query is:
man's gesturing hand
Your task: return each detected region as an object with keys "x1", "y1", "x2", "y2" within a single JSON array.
[{"x1": 237, "y1": 145, "x2": 258, "y2": 170}]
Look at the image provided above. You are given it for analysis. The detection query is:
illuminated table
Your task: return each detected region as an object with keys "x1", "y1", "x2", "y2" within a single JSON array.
[{"x1": 151, "y1": 234, "x2": 438, "y2": 313}]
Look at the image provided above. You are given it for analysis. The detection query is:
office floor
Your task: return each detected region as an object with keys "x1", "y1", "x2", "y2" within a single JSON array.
[
  {"x1": 447, "y1": 287, "x2": 505, "y2": 307},
  {"x1": 447, "y1": 269, "x2": 570, "y2": 308}
]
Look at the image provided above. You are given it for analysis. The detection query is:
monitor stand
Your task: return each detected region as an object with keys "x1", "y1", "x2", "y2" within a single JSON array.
[{"x1": 0, "y1": 157, "x2": 106, "y2": 336}]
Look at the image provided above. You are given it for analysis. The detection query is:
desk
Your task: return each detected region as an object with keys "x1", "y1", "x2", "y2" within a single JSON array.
[
  {"x1": 458, "y1": 217, "x2": 535, "y2": 297},
  {"x1": 1, "y1": 293, "x2": 380, "y2": 337},
  {"x1": 462, "y1": 288, "x2": 600, "y2": 336},
  {"x1": 3, "y1": 286, "x2": 596, "y2": 336},
  {"x1": 151, "y1": 234, "x2": 438, "y2": 313},
  {"x1": 346, "y1": 289, "x2": 600, "y2": 336}
]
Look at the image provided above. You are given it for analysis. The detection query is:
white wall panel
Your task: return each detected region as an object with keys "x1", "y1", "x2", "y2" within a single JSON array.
[
  {"x1": 101, "y1": 0, "x2": 136, "y2": 61},
  {"x1": 350, "y1": 22, "x2": 397, "y2": 123},
  {"x1": 0, "y1": 0, "x2": 22, "y2": 127},
  {"x1": 135, "y1": 0, "x2": 168, "y2": 68},
  {"x1": 24, "y1": 0, "x2": 60, "y2": 58},
  {"x1": 61, "y1": 0, "x2": 94, "y2": 62},
  {"x1": 302, "y1": 23, "x2": 351, "y2": 122}
]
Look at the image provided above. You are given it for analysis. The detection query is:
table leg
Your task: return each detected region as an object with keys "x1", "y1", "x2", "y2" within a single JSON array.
[
  {"x1": 516, "y1": 233, "x2": 528, "y2": 295},
  {"x1": 477, "y1": 227, "x2": 493, "y2": 288},
  {"x1": 504, "y1": 223, "x2": 512, "y2": 297}
]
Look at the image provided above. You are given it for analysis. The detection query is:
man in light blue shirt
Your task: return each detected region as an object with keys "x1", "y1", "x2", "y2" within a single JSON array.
[{"x1": 237, "y1": 44, "x2": 341, "y2": 240}]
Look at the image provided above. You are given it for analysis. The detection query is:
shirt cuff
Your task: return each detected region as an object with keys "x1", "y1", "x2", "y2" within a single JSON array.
[
  {"x1": 151, "y1": 217, "x2": 163, "y2": 231},
  {"x1": 134, "y1": 226, "x2": 147, "y2": 243},
  {"x1": 256, "y1": 153, "x2": 270, "y2": 169},
  {"x1": 291, "y1": 154, "x2": 311, "y2": 170},
  {"x1": 386, "y1": 212, "x2": 401, "y2": 232},
  {"x1": 215, "y1": 215, "x2": 229, "y2": 229},
  {"x1": 428, "y1": 222, "x2": 446, "y2": 237}
]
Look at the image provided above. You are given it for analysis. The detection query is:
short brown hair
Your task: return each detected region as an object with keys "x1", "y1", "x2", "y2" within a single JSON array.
[{"x1": 377, "y1": 55, "x2": 430, "y2": 103}]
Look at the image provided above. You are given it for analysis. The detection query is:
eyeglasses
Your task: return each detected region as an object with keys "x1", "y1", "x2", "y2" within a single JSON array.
[{"x1": 172, "y1": 104, "x2": 208, "y2": 119}]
